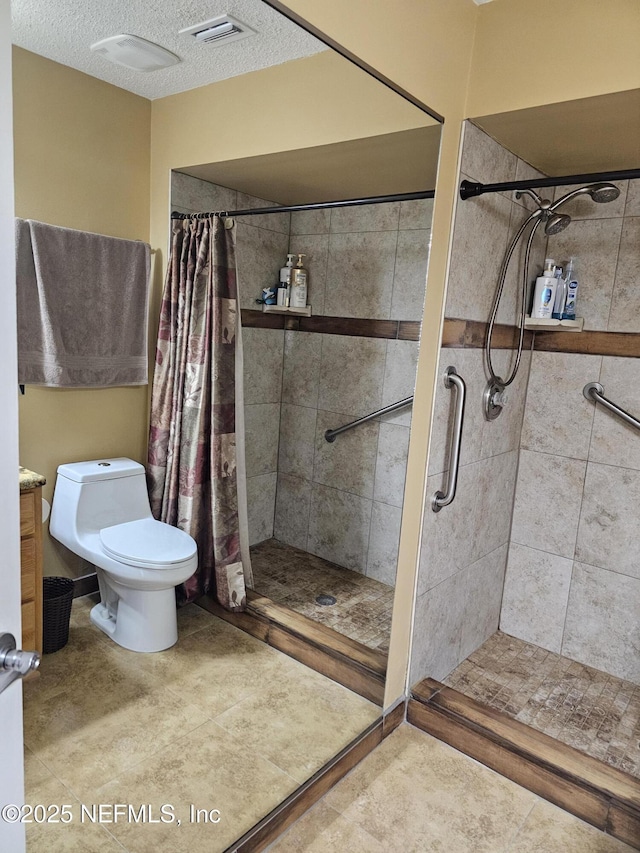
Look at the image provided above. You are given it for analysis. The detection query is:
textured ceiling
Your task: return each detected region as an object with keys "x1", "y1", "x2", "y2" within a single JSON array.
[{"x1": 10, "y1": 0, "x2": 327, "y2": 100}]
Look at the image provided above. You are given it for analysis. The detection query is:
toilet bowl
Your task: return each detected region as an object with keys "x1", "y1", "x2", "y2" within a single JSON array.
[{"x1": 50, "y1": 458, "x2": 197, "y2": 652}]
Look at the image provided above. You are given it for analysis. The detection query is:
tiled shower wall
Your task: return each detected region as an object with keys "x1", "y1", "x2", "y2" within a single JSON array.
[
  {"x1": 171, "y1": 172, "x2": 290, "y2": 544},
  {"x1": 502, "y1": 178, "x2": 640, "y2": 684},
  {"x1": 171, "y1": 173, "x2": 432, "y2": 567},
  {"x1": 410, "y1": 122, "x2": 547, "y2": 683},
  {"x1": 274, "y1": 201, "x2": 432, "y2": 584}
]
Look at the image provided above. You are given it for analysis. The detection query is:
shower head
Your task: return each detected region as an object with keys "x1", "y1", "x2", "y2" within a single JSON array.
[
  {"x1": 550, "y1": 182, "x2": 621, "y2": 213},
  {"x1": 544, "y1": 212, "x2": 571, "y2": 236},
  {"x1": 587, "y1": 182, "x2": 621, "y2": 203}
]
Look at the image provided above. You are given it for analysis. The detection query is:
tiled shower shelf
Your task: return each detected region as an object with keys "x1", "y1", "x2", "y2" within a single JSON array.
[
  {"x1": 524, "y1": 317, "x2": 584, "y2": 331},
  {"x1": 262, "y1": 304, "x2": 312, "y2": 317}
]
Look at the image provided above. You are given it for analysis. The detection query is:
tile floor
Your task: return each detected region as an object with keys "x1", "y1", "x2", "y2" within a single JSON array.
[
  {"x1": 268, "y1": 723, "x2": 635, "y2": 852},
  {"x1": 445, "y1": 631, "x2": 640, "y2": 778},
  {"x1": 250, "y1": 539, "x2": 394, "y2": 652},
  {"x1": 23, "y1": 596, "x2": 379, "y2": 852}
]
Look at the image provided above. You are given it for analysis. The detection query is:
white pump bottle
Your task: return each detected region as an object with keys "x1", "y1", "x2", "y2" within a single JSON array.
[
  {"x1": 531, "y1": 258, "x2": 557, "y2": 319},
  {"x1": 277, "y1": 254, "x2": 295, "y2": 307}
]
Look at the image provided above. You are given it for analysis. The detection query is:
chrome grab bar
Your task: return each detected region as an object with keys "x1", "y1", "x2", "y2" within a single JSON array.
[
  {"x1": 324, "y1": 396, "x2": 413, "y2": 442},
  {"x1": 432, "y1": 366, "x2": 466, "y2": 513},
  {"x1": 583, "y1": 382, "x2": 640, "y2": 432}
]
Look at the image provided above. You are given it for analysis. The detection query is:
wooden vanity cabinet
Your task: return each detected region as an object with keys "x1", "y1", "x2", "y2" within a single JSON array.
[{"x1": 20, "y1": 486, "x2": 43, "y2": 653}]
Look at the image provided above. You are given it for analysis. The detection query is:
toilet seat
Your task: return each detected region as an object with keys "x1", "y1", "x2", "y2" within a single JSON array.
[{"x1": 100, "y1": 518, "x2": 197, "y2": 569}]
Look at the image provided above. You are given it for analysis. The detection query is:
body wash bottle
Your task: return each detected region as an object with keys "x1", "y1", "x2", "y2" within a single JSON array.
[
  {"x1": 290, "y1": 253, "x2": 308, "y2": 308},
  {"x1": 531, "y1": 258, "x2": 557, "y2": 319},
  {"x1": 562, "y1": 257, "x2": 578, "y2": 321}
]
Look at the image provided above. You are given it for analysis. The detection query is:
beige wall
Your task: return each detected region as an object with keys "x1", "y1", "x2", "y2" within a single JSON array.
[
  {"x1": 13, "y1": 47, "x2": 151, "y2": 578},
  {"x1": 150, "y1": 49, "x2": 436, "y2": 249},
  {"x1": 468, "y1": 0, "x2": 640, "y2": 117}
]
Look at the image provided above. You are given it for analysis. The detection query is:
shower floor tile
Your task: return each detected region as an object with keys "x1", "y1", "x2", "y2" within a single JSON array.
[
  {"x1": 250, "y1": 539, "x2": 394, "y2": 653},
  {"x1": 445, "y1": 631, "x2": 640, "y2": 779}
]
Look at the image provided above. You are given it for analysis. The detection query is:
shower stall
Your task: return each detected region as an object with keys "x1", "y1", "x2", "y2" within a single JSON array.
[
  {"x1": 171, "y1": 171, "x2": 433, "y2": 656},
  {"x1": 409, "y1": 121, "x2": 640, "y2": 792}
]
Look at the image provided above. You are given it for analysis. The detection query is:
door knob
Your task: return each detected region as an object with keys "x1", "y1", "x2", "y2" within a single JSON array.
[{"x1": 0, "y1": 632, "x2": 40, "y2": 695}]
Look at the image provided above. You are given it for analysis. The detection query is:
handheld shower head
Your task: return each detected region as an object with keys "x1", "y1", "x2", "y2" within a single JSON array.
[
  {"x1": 587, "y1": 182, "x2": 621, "y2": 203},
  {"x1": 550, "y1": 182, "x2": 621, "y2": 212},
  {"x1": 545, "y1": 212, "x2": 571, "y2": 236}
]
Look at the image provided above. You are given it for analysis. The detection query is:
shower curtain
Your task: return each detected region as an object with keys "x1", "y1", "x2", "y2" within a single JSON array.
[{"x1": 148, "y1": 216, "x2": 253, "y2": 611}]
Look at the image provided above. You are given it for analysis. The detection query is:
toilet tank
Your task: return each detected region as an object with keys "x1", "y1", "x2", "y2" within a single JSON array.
[{"x1": 50, "y1": 458, "x2": 153, "y2": 547}]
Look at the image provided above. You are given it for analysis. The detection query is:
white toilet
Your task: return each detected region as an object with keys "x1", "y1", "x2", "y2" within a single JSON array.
[{"x1": 50, "y1": 458, "x2": 197, "y2": 653}]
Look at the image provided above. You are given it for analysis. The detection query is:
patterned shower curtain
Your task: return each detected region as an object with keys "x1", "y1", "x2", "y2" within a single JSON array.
[{"x1": 147, "y1": 216, "x2": 250, "y2": 611}]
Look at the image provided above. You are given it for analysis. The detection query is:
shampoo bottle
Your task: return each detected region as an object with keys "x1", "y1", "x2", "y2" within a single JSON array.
[
  {"x1": 278, "y1": 254, "x2": 295, "y2": 307},
  {"x1": 562, "y1": 257, "x2": 578, "y2": 320},
  {"x1": 531, "y1": 258, "x2": 557, "y2": 319},
  {"x1": 290, "y1": 253, "x2": 308, "y2": 308}
]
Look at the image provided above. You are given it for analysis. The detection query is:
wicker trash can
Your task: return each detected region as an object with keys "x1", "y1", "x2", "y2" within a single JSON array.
[{"x1": 42, "y1": 577, "x2": 74, "y2": 654}]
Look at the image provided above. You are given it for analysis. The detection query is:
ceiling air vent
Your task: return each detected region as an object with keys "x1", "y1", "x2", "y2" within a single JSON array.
[
  {"x1": 179, "y1": 15, "x2": 256, "y2": 47},
  {"x1": 90, "y1": 35, "x2": 180, "y2": 72}
]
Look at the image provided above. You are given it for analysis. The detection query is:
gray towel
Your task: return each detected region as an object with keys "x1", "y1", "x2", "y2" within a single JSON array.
[{"x1": 16, "y1": 219, "x2": 150, "y2": 387}]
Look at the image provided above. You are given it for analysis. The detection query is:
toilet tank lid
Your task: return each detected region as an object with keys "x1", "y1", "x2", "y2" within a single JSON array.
[{"x1": 57, "y1": 458, "x2": 145, "y2": 483}]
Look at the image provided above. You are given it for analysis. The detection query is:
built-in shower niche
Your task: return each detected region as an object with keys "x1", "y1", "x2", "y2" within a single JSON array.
[{"x1": 171, "y1": 170, "x2": 433, "y2": 656}]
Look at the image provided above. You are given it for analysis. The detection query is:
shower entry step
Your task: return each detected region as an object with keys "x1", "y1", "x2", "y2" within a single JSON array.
[{"x1": 408, "y1": 679, "x2": 640, "y2": 850}]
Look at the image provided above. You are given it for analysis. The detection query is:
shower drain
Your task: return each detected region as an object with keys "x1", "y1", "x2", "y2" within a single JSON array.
[{"x1": 315, "y1": 594, "x2": 337, "y2": 606}]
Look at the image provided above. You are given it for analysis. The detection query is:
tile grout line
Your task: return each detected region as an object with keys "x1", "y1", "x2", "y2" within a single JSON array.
[
  {"x1": 559, "y1": 354, "x2": 601, "y2": 653},
  {"x1": 305, "y1": 211, "x2": 331, "y2": 553},
  {"x1": 603, "y1": 197, "x2": 628, "y2": 331},
  {"x1": 366, "y1": 202, "x2": 402, "y2": 576},
  {"x1": 385, "y1": 203, "x2": 401, "y2": 327}
]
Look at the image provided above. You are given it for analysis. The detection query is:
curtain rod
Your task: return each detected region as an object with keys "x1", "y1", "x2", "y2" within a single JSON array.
[
  {"x1": 460, "y1": 167, "x2": 640, "y2": 200},
  {"x1": 170, "y1": 189, "x2": 435, "y2": 220}
]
